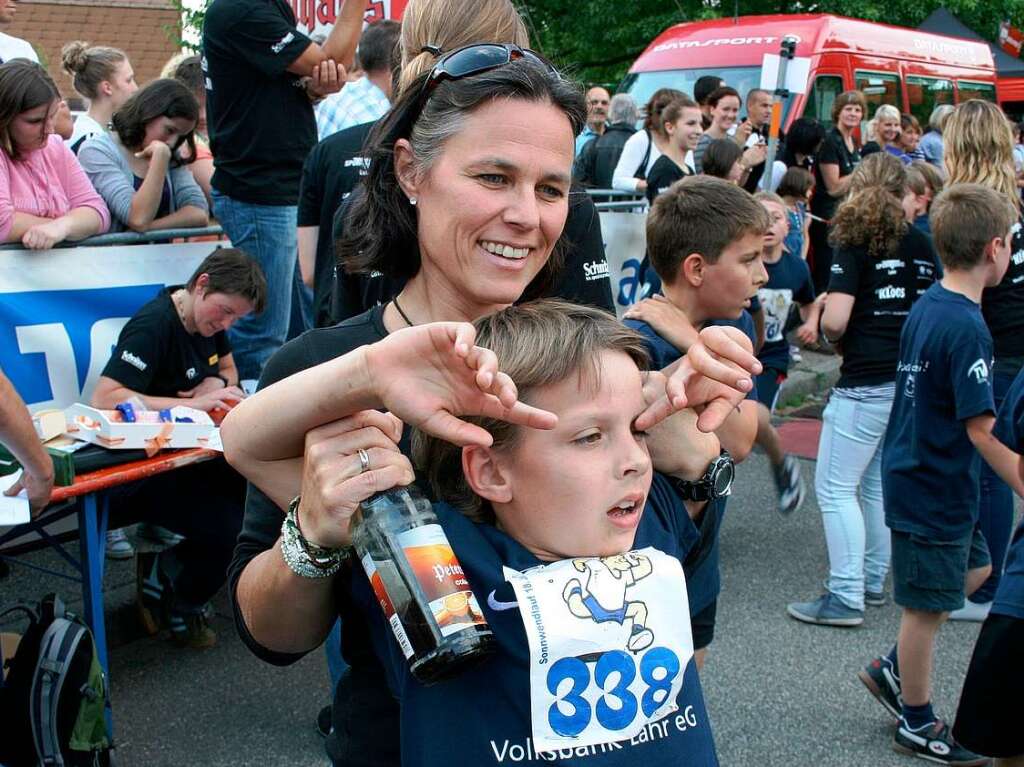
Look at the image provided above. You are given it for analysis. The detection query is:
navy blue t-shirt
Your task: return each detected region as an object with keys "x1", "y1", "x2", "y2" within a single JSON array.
[
  {"x1": 351, "y1": 474, "x2": 719, "y2": 766},
  {"x1": 625, "y1": 311, "x2": 756, "y2": 615},
  {"x1": 757, "y1": 251, "x2": 814, "y2": 372},
  {"x1": 882, "y1": 283, "x2": 996, "y2": 540},
  {"x1": 990, "y1": 366, "x2": 1024, "y2": 620}
]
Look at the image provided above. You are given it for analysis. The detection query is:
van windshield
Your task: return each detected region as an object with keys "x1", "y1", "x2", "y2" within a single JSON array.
[{"x1": 619, "y1": 67, "x2": 796, "y2": 127}]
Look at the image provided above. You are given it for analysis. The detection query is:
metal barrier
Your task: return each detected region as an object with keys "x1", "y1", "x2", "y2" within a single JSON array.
[
  {"x1": 584, "y1": 188, "x2": 644, "y2": 200},
  {"x1": 0, "y1": 225, "x2": 226, "y2": 251},
  {"x1": 594, "y1": 200, "x2": 649, "y2": 212}
]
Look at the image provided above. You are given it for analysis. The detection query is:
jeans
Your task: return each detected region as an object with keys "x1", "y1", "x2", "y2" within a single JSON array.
[
  {"x1": 974, "y1": 363, "x2": 1018, "y2": 603},
  {"x1": 211, "y1": 190, "x2": 298, "y2": 381},
  {"x1": 814, "y1": 388, "x2": 894, "y2": 610},
  {"x1": 325, "y1": 618, "x2": 348, "y2": 688}
]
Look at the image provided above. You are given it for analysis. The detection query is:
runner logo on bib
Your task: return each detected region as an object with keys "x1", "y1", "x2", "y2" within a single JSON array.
[{"x1": 505, "y1": 547, "x2": 694, "y2": 752}]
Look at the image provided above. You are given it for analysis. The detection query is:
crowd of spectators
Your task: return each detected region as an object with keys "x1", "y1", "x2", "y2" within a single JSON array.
[{"x1": 2, "y1": 1, "x2": 1024, "y2": 766}]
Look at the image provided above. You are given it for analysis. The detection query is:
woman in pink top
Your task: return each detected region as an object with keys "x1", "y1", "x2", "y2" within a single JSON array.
[{"x1": 0, "y1": 60, "x2": 110, "y2": 249}]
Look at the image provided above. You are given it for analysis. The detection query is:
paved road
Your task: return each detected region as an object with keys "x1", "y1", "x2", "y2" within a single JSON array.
[{"x1": 2, "y1": 449, "x2": 1008, "y2": 766}]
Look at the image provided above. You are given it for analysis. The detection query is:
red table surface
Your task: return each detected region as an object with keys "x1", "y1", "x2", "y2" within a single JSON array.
[{"x1": 49, "y1": 448, "x2": 218, "y2": 503}]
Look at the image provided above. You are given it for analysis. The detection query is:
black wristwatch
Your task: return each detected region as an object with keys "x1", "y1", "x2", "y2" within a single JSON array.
[{"x1": 673, "y1": 450, "x2": 735, "y2": 502}]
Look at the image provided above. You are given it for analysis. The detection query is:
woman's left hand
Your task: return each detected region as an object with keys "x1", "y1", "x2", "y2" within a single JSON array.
[
  {"x1": 364, "y1": 322, "x2": 558, "y2": 447},
  {"x1": 635, "y1": 325, "x2": 761, "y2": 433},
  {"x1": 22, "y1": 220, "x2": 69, "y2": 250}
]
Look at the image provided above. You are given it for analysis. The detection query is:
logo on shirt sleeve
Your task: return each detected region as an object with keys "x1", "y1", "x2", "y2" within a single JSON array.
[
  {"x1": 120, "y1": 350, "x2": 147, "y2": 371},
  {"x1": 271, "y1": 32, "x2": 295, "y2": 53},
  {"x1": 186, "y1": 367, "x2": 198, "y2": 380},
  {"x1": 830, "y1": 263, "x2": 843, "y2": 274},
  {"x1": 968, "y1": 358, "x2": 990, "y2": 384},
  {"x1": 208, "y1": 354, "x2": 219, "y2": 365}
]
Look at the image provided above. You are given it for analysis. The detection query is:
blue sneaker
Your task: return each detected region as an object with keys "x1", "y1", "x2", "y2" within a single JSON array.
[{"x1": 786, "y1": 592, "x2": 864, "y2": 627}]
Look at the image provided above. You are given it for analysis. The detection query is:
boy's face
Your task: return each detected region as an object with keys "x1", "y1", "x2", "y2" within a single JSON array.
[
  {"x1": 698, "y1": 231, "x2": 768, "y2": 318},
  {"x1": 987, "y1": 228, "x2": 1015, "y2": 287},
  {"x1": 760, "y1": 200, "x2": 790, "y2": 251},
  {"x1": 488, "y1": 351, "x2": 653, "y2": 561}
]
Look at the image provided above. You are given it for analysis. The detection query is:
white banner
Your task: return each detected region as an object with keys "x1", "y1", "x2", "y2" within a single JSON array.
[
  {"x1": 0, "y1": 243, "x2": 215, "y2": 410},
  {"x1": 599, "y1": 211, "x2": 652, "y2": 317}
]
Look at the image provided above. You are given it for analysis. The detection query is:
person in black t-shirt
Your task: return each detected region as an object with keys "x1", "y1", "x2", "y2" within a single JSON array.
[
  {"x1": 201, "y1": 0, "x2": 363, "y2": 381},
  {"x1": 643, "y1": 94, "x2": 701, "y2": 205},
  {"x1": 810, "y1": 90, "x2": 866, "y2": 293},
  {"x1": 943, "y1": 100, "x2": 1024, "y2": 620},
  {"x1": 93, "y1": 249, "x2": 266, "y2": 648},
  {"x1": 787, "y1": 154, "x2": 940, "y2": 628}
]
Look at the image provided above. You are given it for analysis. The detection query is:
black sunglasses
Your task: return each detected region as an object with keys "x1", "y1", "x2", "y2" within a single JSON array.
[{"x1": 417, "y1": 43, "x2": 557, "y2": 106}]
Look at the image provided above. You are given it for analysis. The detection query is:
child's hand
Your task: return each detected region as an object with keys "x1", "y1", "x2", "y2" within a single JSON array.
[
  {"x1": 635, "y1": 325, "x2": 761, "y2": 432},
  {"x1": 623, "y1": 295, "x2": 700, "y2": 352},
  {"x1": 298, "y1": 411, "x2": 413, "y2": 549},
  {"x1": 795, "y1": 321, "x2": 818, "y2": 346},
  {"x1": 365, "y1": 322, "x2": 558, "y2": 448}
]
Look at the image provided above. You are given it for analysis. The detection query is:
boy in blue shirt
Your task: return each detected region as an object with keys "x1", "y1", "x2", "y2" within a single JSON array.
[
  {"x1": 752, "y1": 192, "x2": 823, "y2": 515},
  {"x1": 622, "y1": 175, "x2": 768, "y2": 665},
  {"x1": 858, "y1": 184, "x2": 1024, "y2": 765},
  {"x1": 953, "y1": 364, "x2": 1024, "y2": 765}
]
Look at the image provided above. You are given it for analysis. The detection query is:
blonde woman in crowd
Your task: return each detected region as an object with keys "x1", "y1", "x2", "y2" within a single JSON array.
[{"x1": 61, "y1": 41, "x2": 137, "y2": 154}]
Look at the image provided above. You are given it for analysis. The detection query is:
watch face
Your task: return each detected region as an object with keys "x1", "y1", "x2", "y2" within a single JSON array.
[{"x1": 712, "y1": 459, "x2": 735, "y2": 496}]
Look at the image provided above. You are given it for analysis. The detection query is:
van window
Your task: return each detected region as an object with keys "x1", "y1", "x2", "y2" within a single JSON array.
[
  {"x1": 957, "y1": 81, "x2": 997, "y2": 104},
  {"x1": 803, "y1": 75, "x2": 843, "y2": 128},
  {"x1": 905, "y1": 76, "x2": 954, "y2": 127},
  {"x1": 854, "y1": 71, "x2": 902, "y2": 119},
  {"x1": 618, "y1": 67, "x2": 796, "y2": 126}
]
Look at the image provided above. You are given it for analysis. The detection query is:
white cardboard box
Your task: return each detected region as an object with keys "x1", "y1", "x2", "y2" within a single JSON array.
[{"x1": 64, "y1": 404, "x2": 216, "y2": 450}]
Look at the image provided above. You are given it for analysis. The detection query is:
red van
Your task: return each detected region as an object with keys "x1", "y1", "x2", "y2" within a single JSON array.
[{"x1": 620, "y1": 14, "x2": 999, "y2": 130}]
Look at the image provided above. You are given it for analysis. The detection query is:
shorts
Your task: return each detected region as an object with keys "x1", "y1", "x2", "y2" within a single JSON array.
[
  {"x1": 755, "y1": 368, "x2": 787, "y2": 413},
  {"x1": 891, "y1": 528, "x2": 991, "y2": 613},
  {"x1": 953, "y1": 613, "x2": 1024, "y2": 758},
  {"x1": 690, "y1": 599, "x2": 717, "y2": 650}
]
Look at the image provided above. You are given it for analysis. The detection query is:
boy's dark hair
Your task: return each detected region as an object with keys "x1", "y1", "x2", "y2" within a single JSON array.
[
  {"x1": 357, "y1": 20, "x2": 401, "y2": 74},
  {"x1": 776, "y1": 166, "x2": 814, "y2": 199},
  {"x1": 338, "y1": 58, "x2": 584, "y2": 288},
  {"x1": 694, "y1": 75, "x2": 724, "y2": 105},
  {"x1": 646, "y1": 175, "x2": 769, "y2": 284},
  {"x1": 111, "y1": 78, "x2": 199, "y2": 165},
  {"x1": 186, "y1": 248, "x2": 268, "y2": 314},
  {"x1": 701, "y1": 137, "x2": 743, "y2": 179},
  {"x1": 171, "y1": 55, "x2": 203, "y2": 95},
  {"x1": 910, "y1": 159, "x2": 943, "y2": 197},
  {"x1": 0, "y1": 60, "x2": 59, "y2": 161},
  {"x1": 930, "y1": 184, "x2": 1017, "y2": 272},
  {"x1": 411, "y1": 299, "x2": 649, "y2": 522}
]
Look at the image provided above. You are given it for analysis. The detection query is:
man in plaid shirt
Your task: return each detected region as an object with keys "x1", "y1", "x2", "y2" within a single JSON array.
[{"x1": 316, "y1": 20, "x2": 399, "y2": 141}]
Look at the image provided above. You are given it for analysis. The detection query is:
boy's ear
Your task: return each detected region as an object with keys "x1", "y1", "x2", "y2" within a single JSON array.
[
  {"x1": 462, "y1": 445, "x2": 513, "y2": 505},
  {"x1": 393, "y1": 138, "x2": 421, "y2": 202},
  {"x1": 680, "y1": 252, "x2": 707, "y2": 287}
]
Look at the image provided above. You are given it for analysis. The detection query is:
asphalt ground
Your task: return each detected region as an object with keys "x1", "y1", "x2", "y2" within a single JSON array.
[{"x1": 1, "y1": 447, "x2": 1015, "y2": 766}]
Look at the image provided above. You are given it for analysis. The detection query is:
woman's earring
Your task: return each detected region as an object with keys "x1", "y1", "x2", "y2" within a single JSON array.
[{"x1": 409, "y1": 197, "x2": 417, "y2": 206}]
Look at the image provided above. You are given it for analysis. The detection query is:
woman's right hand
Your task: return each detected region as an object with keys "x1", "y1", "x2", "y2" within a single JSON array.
[
  {"x1": 364, "y1": 322, "x2": 558, "y2": 447},
  {"x1": 135, "y1": 141, "x2": 172, "y2": 165},
  {"x1": 298, "y1": 411, "x2": 414, "y2": 549}
]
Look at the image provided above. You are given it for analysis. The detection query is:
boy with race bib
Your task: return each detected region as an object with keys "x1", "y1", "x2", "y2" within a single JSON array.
[{"x1": 222, "y1": 300, "x2": 760, "y2": 765}]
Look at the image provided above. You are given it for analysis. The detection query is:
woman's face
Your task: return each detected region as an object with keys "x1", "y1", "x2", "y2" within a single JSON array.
[
  {"x1": 838, "y1": 103, "x2": 863, "y2": 132},
  {"x1": 399, "y1": 98, "x2": 574, "y2": 314},
  {"x1": 726, "y1": 159, "x2": 744, "y2": 184},
  {"x1": 10, "y1": 99, "x2": 57, "y2": 153},
  {"x1": 667, "y1": 106, "x2": 703, "y2": 152},
  {"x1": 878, "y1": 116, "x2": 900, "y2": 144},
  {"x1": 711, "y1": 95, "x2": 739, "y2": 132},
  {"x1": 899, "y1": 127, "x2": 920, "y2": 152},
  {"x1": 142, "y1": 115, "x2": 196, "y2": 150},
  {"x1": 106, "y1": 60, "x2": 138, "y2": 110}
]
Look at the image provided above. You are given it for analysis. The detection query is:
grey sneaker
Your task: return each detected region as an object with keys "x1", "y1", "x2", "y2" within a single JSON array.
[
  {"x1": 787, "y1": 592, "x2": 864, "y2": 626},
  {"x1": 105, "y1": 527, "x2": 135, "y2": 560},
  {"x1": 774, "y1": 455, "x2": 806, "y2": 515},
  {"x1": 137, "y1": 523, "x2": 184, "y2": 547},
  {"x1": 865, "y1": 590, "x2": 887, "y2": 607}
]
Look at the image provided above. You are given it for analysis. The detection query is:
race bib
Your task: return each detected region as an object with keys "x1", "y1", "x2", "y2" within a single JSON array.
[{"x1": 505, "y1": 548, "x2": 694, "y2": 752}]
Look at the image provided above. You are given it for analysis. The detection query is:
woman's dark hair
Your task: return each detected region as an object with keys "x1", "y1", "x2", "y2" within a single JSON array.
[
  {"x1": 643, "y1": 87, "x2": 685, "y2": 133},
  {"x1": 0, "y1": 60, "x2": 59, "y2": 161},
  {"x1": 783, "y1": 117, "x2": 826, "y2": 165},
  {"x1": 706, "y1": 86, "x2": 740, "y2": 109},
  {"x1": 186, "y1": 247, "x2": 267, "y2": 314},
  {"x1": 111, "y1": 78, "x2": 199, "y2": 165},
  {"x1": 701, "y1": 137, "x2": 743, "y2": 179},
  {"x1": 338, "y1": 58, "x2": 585, "y2": 291}
]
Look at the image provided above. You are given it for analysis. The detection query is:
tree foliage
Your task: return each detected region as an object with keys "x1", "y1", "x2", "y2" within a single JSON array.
[{"x1": 518, "y1": 0, "x2": 1024, "y2": 87}]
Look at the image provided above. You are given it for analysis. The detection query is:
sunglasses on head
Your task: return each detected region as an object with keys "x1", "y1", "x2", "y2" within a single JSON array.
[{"x1": 417, "y1": 43, "x2": 558, "y2": 106}]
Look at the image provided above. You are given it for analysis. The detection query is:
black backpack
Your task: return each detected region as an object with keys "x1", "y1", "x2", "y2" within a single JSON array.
[{"x1": 0, "y1": 594, "x2": 112, "y2": 766}]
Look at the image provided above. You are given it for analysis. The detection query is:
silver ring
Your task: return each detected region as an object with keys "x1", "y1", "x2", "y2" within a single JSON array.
[{"x1": 357, "y1": 448, "x2": 370, "y2": 473}]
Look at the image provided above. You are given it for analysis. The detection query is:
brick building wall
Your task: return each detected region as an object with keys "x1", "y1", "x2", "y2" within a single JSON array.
[{"x1": 8, "y1": 0, "x2": 182, "y2": 106}]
